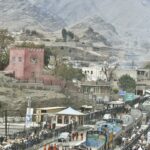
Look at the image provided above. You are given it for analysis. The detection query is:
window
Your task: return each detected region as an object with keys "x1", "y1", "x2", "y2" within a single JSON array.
[
  {"x1": 91, "y1": 71, "x2": 93, "y2": 74},
  {"x1": 57, "y1": 116, "x2": 62, "y2": 124},
  {"x1": 18, "y1": 57, "x2": 22, "y2": 62},
  {"x1": 30, "y1": 57, "x2": 38, "y2": 64},
  {"x1": 41, "y1": 110, "x2": 46, "y2": 113}
]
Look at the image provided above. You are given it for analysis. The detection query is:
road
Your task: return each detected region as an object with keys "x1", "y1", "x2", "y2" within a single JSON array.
[{"x1": 38, "y1": 131, "x2": 87, "y2": 150}]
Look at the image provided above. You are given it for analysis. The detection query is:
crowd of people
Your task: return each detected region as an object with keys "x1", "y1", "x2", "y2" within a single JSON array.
[{"x1": 0, "y1": 122, "x2": 75, "y2": 150}]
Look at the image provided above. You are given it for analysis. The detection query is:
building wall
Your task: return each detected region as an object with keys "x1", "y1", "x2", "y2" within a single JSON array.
[
  {"x1": 6, "y1": 48, "x2": 26, "y2": 79},
  {"x1": 5, "y1": 48, "x2": 44, "y2": 80},
  {"x1": 24, "y1": 48, "x2": 44, "y2": 80},
  {"x1": 137, "y1": 69, "x2": 150, "y2": 81},
  {"x1": 115, "y1": 69, "x2": 137, "y2": 81},
  {"x1": 82, "y1": 66, "x2": 106, "y2": 81}
]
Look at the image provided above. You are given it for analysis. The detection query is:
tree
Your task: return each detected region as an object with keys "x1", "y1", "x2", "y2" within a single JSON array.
[
  {"x1": 0, "y1": 50, "x2": 9, "y2": 70},
  {"x1": 119, "y1": 75, "x2": 136, "y2": 92},
  {"x1": 102, "y1": 61, "x2": 119, "y2": 82},
  {"x1": 0, "y1": 29, "x2": 14, "y2": 70},
  {"x1": 17, "y1": 42, "x2": 45, "y2": 48},
  {"x1": 56, "y1": 64, "x2": 85, "y2": 81},
  {"x1": 67, "y1": 31, "x2": 74, "y2": 39},
  {"x1": 0, "y1": 29, "x2": 14, "y2": 49},
  {"x1": 62, "y1": 28, "x2": 67, "y2": 42},
  {"x1": 44, "y1": 47, "x2": 52, "y2": 66}
]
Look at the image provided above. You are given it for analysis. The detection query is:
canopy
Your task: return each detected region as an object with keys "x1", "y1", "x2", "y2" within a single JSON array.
[{"x1": 57, "y1": 107, "x2": 85, "y2": 116}]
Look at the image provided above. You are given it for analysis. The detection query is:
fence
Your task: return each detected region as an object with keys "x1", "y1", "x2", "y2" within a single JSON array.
[
  {"x1": 3, "y1": 122, "x2": 77, "y2": 150},
  {"x1": 0, "y1": 82, "x2": 61, "y2": 91}
]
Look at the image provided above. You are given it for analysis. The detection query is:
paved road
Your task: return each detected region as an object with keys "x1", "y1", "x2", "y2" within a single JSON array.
[{"x1": 38, "y1": 132, "x2": 87, "y2": 150}]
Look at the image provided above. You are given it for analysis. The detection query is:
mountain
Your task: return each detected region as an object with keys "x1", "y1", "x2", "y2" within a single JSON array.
[
  {"x1": 1, "y1": 0, "x2": 150, "y2": 49},
  {"x1": 70, "y1": 16, "x2": 122, "y2": 46},
  {"x1": 27, "y1": 0, "x2": 150, "y2": 47},
  {"x1": 0, "y1": 0, "x2": 65, "y2": 32}
]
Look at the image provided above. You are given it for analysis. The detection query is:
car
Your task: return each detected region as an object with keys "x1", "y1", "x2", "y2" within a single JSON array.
[
  {"x1": 103, "y1": 114, "x2": 112, "y2": 120},
  {"x1": 58, "y1": 132, "x2": 71, "y2": 142}
]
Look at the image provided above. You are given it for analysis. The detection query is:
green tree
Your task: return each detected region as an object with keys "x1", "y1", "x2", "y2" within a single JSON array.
[
  {"x1": 0, "y1": 29, "x2": 14, "y2": 70},
  {"x1": 119, "y1": 75, "x2": 136, "y2": 92},
  {"x1": 62, "y1": 28, "x2": 67, "y2": 42},
  {"x1": 0, "y1": 29, "x2": 14, "y2": 49},
  {"x1": 56, "y1": 64, "x2": 84, "y2": 81},
  {"x1": 44, "y1": 47, "x2": 52, "y2": 66},
  {"x1": 17, "y1": 42, "x2": 45, "y2": 48},
  {"x1": 67, "y1": 31, "x2": 74, "y2": 39},
  {"x1": 0, "y1": 50, "x2": 9, "y2": 70}
]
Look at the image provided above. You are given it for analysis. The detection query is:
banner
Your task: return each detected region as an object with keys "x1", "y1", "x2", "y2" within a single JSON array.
[
  {"x1": 25, "y1": 108, "x2": 33, "y2": 128},
  {"x1": 147, "y1": 131, "x2": 150, "y2": 144},
  {"x1": 119, "y1": 90, "x2": 126, "y2": 96}
]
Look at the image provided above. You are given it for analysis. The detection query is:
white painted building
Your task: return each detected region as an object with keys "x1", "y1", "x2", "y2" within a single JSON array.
[{"x1": 81, "y1": 65, "x2": 106, "y2": 81}]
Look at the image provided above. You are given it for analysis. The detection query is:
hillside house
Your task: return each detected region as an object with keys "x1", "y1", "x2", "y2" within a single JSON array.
[
  {"x1": 80, "y1": 81, "x2": 110, "y2": 98},
  {"x1": 5, "y1": 48, "x2": 44, "y2": 81},
  {"x1": 82, "y1": 65, "x2": 106, "y2": 81},
  {"x1": 4, "y1": 48, "x2": 65, "y2": 86}
]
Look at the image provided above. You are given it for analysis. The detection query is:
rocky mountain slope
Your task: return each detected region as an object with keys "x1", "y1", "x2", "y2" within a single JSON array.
[
  {"x1": 0, "y1": 0, "x2": 65, "y2": 32},
  {"x1": 1, "y1": 0, "x2": 150, "y2": 57},
  {"x1": 31, "y1": 0, "x2": 150, "y2": 47},
  {"x1": 70, "y1": 16, "x2": 121, "y2": 46}
]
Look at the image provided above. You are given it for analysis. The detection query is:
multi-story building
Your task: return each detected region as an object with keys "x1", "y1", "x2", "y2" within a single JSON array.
[
  {"x1": 5, "y1": 48, "x2": 44, "y2": 81},
  {"x1": 4, "y1": 48, "x2": 65, "y2": 86}
]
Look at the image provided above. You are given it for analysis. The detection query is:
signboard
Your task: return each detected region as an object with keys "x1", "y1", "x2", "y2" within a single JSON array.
[
  {"x1": 119, "y1": 90, "x2": 126, "y2": 96},
  {"x1": 147, "y1": 131, "x2": 150, "y2": 144},
  {"x1": 124, "y1": 93, "x2": 135, "y2": 101},
  {"x1": 25, "y1": 108, "x2": 33, "y2": 128}
]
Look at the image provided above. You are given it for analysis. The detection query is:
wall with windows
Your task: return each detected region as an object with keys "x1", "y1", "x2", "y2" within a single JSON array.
[
  {"x1": 5, "y1": 48, "x2": 44, "y2": 80},
  {"x1": 82, "y1": 66, "x2": 106, "y2": 81}
]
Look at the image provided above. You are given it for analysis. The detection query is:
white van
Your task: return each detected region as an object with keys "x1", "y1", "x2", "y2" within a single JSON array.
[
  {"x1": 103, "y1": 114, "x2": 112, "y2": 120},
  {"x1": 58, "y1": 132, "x2": 71, "y2": 142}
]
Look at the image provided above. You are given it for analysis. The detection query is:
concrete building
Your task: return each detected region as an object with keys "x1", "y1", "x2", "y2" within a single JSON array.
[
  {"x1": 82, "y1": 65, "x2": 106, "y2": 81},
  {"x1": 115, "y1": 68, "x2": 150, "y2": 82},
  {"x1": 4, "y1": 48, "x2": 65, "y2": 86},
  {"x1": 115, "y1": 69, "x2": 137, "y2": 81},
  {"x1": 35, "y1": 107, "x2": 66, "y2": 124},
  {"x1": 80, "y1": 81, "x2": 110, "y2": 98},
  {"x1": 137, "y1": 69, "x2": 150, "y2": 81},
  {"x1": 5, "y1": 48, "x2": 44, "y2": 81}
]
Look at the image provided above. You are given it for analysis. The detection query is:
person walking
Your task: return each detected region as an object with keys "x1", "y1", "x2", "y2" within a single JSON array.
[
  {"x1": 75, "y1": 132, "x2": 78, "y2": 141},
  {"x1": 80, "y1": 132, "x2": 83, "y2": 140}
]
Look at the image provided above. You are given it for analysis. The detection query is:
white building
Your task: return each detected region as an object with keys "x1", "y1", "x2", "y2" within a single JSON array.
[{"x1": 82, "y1": 65, "x2": 106, "y2": 81}]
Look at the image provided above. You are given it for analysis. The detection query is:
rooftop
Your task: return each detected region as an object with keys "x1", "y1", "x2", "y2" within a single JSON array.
[
  {"x1": 57, "y1": 107, "x2": 85, "y2": 116},
  {"x1": 36, "y1": 107, "x2": 66, "y2": 110}
]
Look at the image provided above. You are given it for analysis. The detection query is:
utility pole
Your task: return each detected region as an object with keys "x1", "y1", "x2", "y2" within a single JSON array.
[{"x1": 5, "y1": 110, "x2": 7, "y2": 141}]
